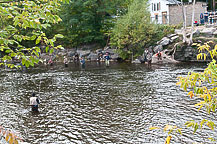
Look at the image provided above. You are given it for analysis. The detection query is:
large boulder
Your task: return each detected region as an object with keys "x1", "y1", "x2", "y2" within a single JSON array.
[
  {"x1": 104, "y1": 48, "x2": 116, "y2": 55},
  {"x1": 152, "y1": 50, "x2": 179, "y2": 64},
  {"x1": 77, "y1": 50, "x2": 91, "y2": 57},
  {"x1": 110, "y1": 53, "x2": 120, "y2": 60},
  {"x1": 160, "y1": 37, "x2": 170, "y2": 46},
  {"x1": 87, "y1": 53, "x2": 98, "y2": 61},
  {"x1": 213, "y1": 30, "x2": 217, "y2": 35},
  {"x1": 153, "y1": 45, "x2": 163, "y2": 53},
  {"x1": 96, "y1": 49, "x2": 103, "y2": 54},
  {"x1": 167, "y1": 33, "x2": 178, "y2": 38},
  {"x1": 132, "y1": 59, "x2": 141, "y2": 64},
  {"x1": 170, "y1": 36, "x2": 179, "y2": 43},
  {"x1": 174, "y1": 46, "x2": 197, "y2": 61},
  {"x1": 200, "y1": 27, "x2": 216, "y2": 35},
  {"x1": 175, "y1": 29, "x2": 182, "y2": 35},
  {"x1": 193, "y1": 29, "x2": 200, "y2": 36}
]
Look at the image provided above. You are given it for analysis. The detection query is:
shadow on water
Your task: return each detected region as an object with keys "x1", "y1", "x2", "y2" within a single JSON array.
[{"x1": 0, "y1": 62, "x2": 216, "y2": 144}]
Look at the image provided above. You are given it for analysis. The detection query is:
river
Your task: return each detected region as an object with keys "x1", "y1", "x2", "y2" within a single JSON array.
[{"x1": 0, "y1": 62, "x2": 216, "y2": 144}]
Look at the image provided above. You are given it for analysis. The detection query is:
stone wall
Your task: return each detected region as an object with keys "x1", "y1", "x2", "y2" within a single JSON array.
[{"x1": 169, "y1": 2, "x2": 207, "y2": 26}]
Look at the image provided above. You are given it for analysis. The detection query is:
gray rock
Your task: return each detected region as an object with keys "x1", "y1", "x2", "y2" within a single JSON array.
[
  {"x1": 105, "y1": 49, "x2": 116, "y2": 54},
  {"x1": 167, "y1": 34, "x2": 178, "y2": 38},
  {"x1": 153, "y1": 45, "x2": 163, "y2": 53},
  {"x1": 200, "y1": 28, "x2": 216, "y2": 35},
  {"x1": 213, "y1": 30, "x2": 217, "y2": 35},
  {"x1": 160, "y1": 37, "x2": 170, "y2": 46},
  {"x1": 175, "y1": 29, "x2": 182, "y2": 35},
  {"x1": 110, "y1": 53, "x2": 119, "y2": 60},
  {"x1": 68, "y1": 51, "x2": 75, "y2": 57},
  {"x1": 170, "y1": 36, "x2": 179, "y2": 43},
  {"x1": 132, "y1": 59, "x2": 141, "y2": 64},
  {"x1": 148, "y1": 46, "x2": 153, "y2": 52},
  {"x1": 193, "y1": 29, "x2": 200, "y2": 36},
  {"x1": 156, "y1": 40, "x2": 161, "y2": 45},
  {"x1": 87, "y1": 53, "x2": 98, "y2": 61},
  {"x1": 96, "y1": 49, "x2": 103, "y2": 54},
  {"x1": 77, "y1": 50, "x2": 91, "y2": 57}
]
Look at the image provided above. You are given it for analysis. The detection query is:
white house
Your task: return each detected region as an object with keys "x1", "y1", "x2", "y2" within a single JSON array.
[{"x1": 148, "y1": 0, "x2": 180, "y2": 24}]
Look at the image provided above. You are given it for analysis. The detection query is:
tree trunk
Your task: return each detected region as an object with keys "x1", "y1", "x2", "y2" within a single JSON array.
[
  {"x1": 189, "y1": 0, "x2": 196, "y2": 45},
  {"x1": 182, "y1": 4, "x2": 188, "y2": 43},
  {"x1": 181, "y1": 0, "x2": 187, "y2": 43}
]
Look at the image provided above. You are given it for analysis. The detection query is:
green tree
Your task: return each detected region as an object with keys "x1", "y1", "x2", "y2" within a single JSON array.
[
  {"x1": 49, "y1": 0, "x2": 132, "y2": 48},
  {"x1": 0, "y1": 0, "x2": 67, "y2": 68},
  {"x1": 110, "y1": 0, "x2": 174, "y2": 60}
]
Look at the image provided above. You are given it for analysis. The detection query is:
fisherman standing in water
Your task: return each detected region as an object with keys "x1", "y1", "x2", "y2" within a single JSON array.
[
  {"x1": 30, "y1": 93, "x2": 40, "y2": 112},
  {"x1": 146, "y1": 51, "x2": 152, "y2": 68},
  {"x1": 64, "y1": 56, "x2": 69, "y2": 67},
  {"x1": 104, "y1": 52, "x2": 110, "y2": 66}
]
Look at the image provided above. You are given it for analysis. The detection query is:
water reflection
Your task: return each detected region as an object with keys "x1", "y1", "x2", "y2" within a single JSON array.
[{"x1": 0, "y1": 62, "x2": 216, "y2": 144}]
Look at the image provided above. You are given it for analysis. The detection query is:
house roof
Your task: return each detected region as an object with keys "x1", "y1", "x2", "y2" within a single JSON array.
[{"x1": 166, "y1": 0, "x2": 181, "y2": 4}]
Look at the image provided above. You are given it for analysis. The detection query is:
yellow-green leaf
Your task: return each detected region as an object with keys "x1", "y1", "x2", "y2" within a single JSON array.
[
  {"x1": 149, "y1": 127, "x2": 160, "y2": 130},
  {"x1": 165, "y1": 136, "x2": 172, "y2": 144},
  {"x1": 5, "y1": 134, "x2": 9, "y2": 141},
  {"x1": 164, "y1": 125, "x2": 174, "y2": 132}
]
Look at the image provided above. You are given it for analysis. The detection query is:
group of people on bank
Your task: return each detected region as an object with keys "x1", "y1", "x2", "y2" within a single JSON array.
[
  {"x1": 44, "y1": 52, "x2": 111, "y2": 67},
  {"x1": 142, "y1": 49, "x2": 162, "y2": 67}
]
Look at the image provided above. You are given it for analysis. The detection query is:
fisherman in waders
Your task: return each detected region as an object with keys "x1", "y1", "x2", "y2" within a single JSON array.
[
  {"x1": 146, "y1": 51, "x2": 152, "y2": 68},
  {"x1": 30, "y1": 93, "x2": 40, "y2": 112},
  {"x1": 64, "y1": 56, "x2": 69, "y2": 67},
  {"x1": 104, "y1": 52, "x2": 110, "y2": 66}
]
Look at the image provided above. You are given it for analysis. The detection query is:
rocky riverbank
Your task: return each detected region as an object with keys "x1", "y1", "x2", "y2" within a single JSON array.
[{"x1": 40, "y1": 25, "x2": 217, "y2": 64}]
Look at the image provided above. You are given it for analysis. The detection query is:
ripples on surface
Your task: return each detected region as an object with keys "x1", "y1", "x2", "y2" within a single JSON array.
[{"x1": 0, "y1": 62, "x2": 216, "y2": 144}]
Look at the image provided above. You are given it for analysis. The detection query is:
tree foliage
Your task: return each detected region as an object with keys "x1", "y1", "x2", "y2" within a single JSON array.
[
  {"x1": 0, "y1": 126, "x2": 23, "y2": 144},
  {"x1": 0, "y1": 0, "x2": 67, "y2": 68},
  {"x1": 176, "y1": 41, "x2": 217, "y2": 142},
  {"x1": 110, "y1": 0, "x2": 175, "y2": 60},
  {"x1": 49, "y1": 0, "x2": 132, "y2": 48},
  {"x1": 150, "y1": 41, "x2": 217, "y2": 143}
]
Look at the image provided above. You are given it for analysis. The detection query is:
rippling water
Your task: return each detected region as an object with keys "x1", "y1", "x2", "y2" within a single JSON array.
[{"x1": 0, "y1": 62, "x2": 216, "y2": 144}]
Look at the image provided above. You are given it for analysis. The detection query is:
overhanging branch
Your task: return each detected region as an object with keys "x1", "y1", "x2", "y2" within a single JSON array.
[{"x1": 0, "y1": 1, "x2": 20, "y2": 4}]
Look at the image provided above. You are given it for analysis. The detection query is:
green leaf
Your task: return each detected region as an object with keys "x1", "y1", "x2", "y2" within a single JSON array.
[
  {"x1": 36, "y1": 36, "x2": 41, "y2": 45},
  {"x1": 22, "y1": 58, "x2": 26, "y2": 66},
  {"x1": 34, "y1": 51, "x2": 39, "y2": 57},
  {"x1": 55, "y1": 34, "x2": 64, "y2": 38},
  {"x1": 31, "y1": 35, "x2": 37, "y2": 40},
  {"x1": 193, "y1": 123, "x2": 199, "y2": 134},
  {"x1": 10, "y1": 53, "x2": 16, "y2": 57},
  {"x1": 29, "y1": 60, "x2": 34, "y2": 67},
  {"x1": 200, "y1": 119, "x2": 207, "y2": 129},
  {"x1": 49, "y1": 48, "x2": 54, "y2": 54},
  {"x1": 177, "y1": 128, "x2": 182, "y2": 135},
  {"x1": 46, "y1": 46, "x2": 49, "y2": 53},
  {"x1": 25, "y1": 60, "x2": 30, "y2": 67},
  {"x1": 5, "y1": 49, "x2": 11, "y2": 53}
]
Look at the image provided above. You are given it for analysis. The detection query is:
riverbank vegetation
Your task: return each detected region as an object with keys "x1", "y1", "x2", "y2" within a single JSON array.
[
  {"x1": 110, "y1": 0, "x2": 175, "y2": 60},
  {"x1": 0, "y1": 0, "x2": 67, "y2": 68},
  {"x1": 46, "y1": 0, "x2": 176, "y2": 60},
  {"x1": 1, "y1": 0, "x2": 217, "y2": 65}
]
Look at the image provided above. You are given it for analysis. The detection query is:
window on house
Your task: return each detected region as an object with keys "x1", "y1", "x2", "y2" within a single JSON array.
[
  {"x1": 154, "y1": 4, "x2": 156, "y2": 11},
  {"x1": 155, "y1": 14, "x2": 158, "y2": 22},
  {"x1": 157, "y1": 3, "x2": 159, "y2": 11},
  {"x1": 159, "y1": 2, "x2": 161, "y2": 10}
]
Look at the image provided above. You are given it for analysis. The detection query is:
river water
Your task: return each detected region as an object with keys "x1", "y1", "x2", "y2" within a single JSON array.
[{"x1": 0, "y1": 62, "x2": 216, "y2": 144}]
